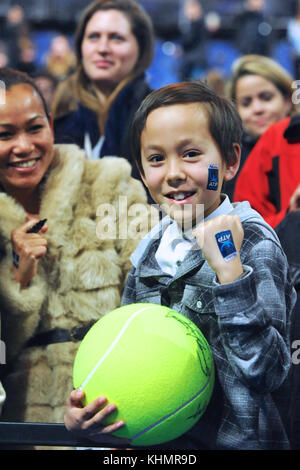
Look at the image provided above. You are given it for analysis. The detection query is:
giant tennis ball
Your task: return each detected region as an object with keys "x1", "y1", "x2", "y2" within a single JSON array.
[{"x1": 73, "y1": 303, "x2": 214, "y2": 446}]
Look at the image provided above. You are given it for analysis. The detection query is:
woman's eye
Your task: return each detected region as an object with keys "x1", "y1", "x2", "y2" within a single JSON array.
[
  {"x1": 260, "y1": 92, "x2": 273, "y2": 101},
  {"x1": 88, "y1": 32, "x2": 99, "y2": 40},
  {"x1": 0, "y1": 131, "x2": 12, "y2": 139},
  {"x1": 111, "y1": 33, "x2": 124, "y2": 41},
  {"x1": 29, "y1": 125, "x2": 43, "y2": 133},
  {"x1": 239, "y1": 98, "x2": 251, "y2": 107}
]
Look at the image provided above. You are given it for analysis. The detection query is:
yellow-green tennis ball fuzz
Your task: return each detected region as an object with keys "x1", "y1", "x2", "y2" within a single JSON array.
[{"x1": 73, "y1": 303, "x2": 214, "y2": 446}]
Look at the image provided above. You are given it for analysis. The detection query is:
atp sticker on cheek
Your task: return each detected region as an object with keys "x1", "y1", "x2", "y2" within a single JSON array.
[
  {"x1": 215, "y1": 230, "x2": 237, "y2": 262},
  {"x1": 207, "y1": 164, "x2": 219, "y2": 191}
]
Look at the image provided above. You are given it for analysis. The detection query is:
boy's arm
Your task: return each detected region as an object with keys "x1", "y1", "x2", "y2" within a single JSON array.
[
  {"x1": 193, "y1": 216, "x2": 295, "y2": 393},
  {"x1": 214, "y1": 236, "x2": 294, "y2": 393}
]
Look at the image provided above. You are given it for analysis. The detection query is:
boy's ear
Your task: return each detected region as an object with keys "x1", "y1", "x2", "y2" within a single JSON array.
[{"x1": 223, "y1": 143, "x2": 241, "y2": 181}]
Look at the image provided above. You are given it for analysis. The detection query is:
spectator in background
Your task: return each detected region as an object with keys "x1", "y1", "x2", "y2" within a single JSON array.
[
  {"x1": 205, "y1": 69, "x2": 226, "y2": 97},
  {"x1": 287, "y1": 0, "x2": 300, "y2": 78},
  {"x1": 177, "y1": 0, "x2": 207, "y2": 80},
  {"x1": 33, "y1": 70, "x2": 58, "y2": 110},
  {"x1": 233, "y1": 115, "x2": 300, "y2": 229},
  {"x1": 52, "y1": 0, "x2": 154, "y2": 182},
  {"x1": 225, "y1": 54, "x2": 297, "y2": 199},
  {"x1": 15, "y1": 36, "x2": 37, "y2": 76},
  {"x1": 2, "y1": 4, "x2": 30, "y2": 69},
  {"x1": 233, "y1": 0, "x2": 271, "y2": 57},
  {"x1": 44, "y1": 34, "x2": 76, "y2": 82},
  {"x1": 0, "y1": 42, "x2": 9, "y2": 68}
]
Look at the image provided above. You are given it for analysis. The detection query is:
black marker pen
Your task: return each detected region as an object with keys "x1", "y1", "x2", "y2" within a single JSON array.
[
  {"x1": 27, "y1": 218, "x2": 47, "y2": 233},
  {"x1": 13, "y1": 219, "x2": 48, "y2": 268}
]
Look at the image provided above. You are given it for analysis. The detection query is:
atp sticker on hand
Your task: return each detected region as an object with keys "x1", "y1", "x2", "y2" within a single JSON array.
[
  {"x1": 207, "y1": 164, "x2": 219, "y2": 191},
  {"x1": 215, "y1": 230, "x2": 237, "y2": 262}
]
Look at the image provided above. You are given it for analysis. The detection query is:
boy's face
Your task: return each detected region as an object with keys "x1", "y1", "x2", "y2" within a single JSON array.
[{"x1": 140, "y1": 103, "x2": 239, "y2": 226}]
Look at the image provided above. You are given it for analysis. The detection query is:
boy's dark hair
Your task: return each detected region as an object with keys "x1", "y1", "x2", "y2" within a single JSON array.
[
  {"x1": 131, "y1": 80, "x2": 243, "y2": 175},
  {"x1": 0, "y1": 67, "x2": 50, "y2": 120}
]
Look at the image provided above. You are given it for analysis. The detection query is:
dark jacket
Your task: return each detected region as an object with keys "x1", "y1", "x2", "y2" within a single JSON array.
[
  {"x1": 275, "y1": 211, "x2": 300, "y2": 450},
  {"x1": 53, "y1": 74, "x2": 152, "y2": 180}
]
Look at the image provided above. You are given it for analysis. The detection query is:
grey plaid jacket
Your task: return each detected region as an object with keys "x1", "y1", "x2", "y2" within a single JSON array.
[{"x1": 122, "y1": 201, "x2": 296, "y2": 450}]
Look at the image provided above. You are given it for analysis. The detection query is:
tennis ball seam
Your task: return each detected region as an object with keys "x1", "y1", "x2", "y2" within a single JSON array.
[
  {"x1": 78, "y1": 305, "x2": 158, "y2": 390},
  {"x1": 131, "y1": 373, "x2": 212, "y2": 442}
]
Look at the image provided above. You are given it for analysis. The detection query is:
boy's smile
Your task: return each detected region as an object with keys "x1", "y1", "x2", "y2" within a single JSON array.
[{"x1": 140, "y1": 103, "x2": 236, "y2": 226}]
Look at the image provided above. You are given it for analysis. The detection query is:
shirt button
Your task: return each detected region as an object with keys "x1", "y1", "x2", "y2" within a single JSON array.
[
  {"x1": 176, "y1": 260, "x2": 182, "y2": 267},
  {"x1": 196, "y1": 300, "x2": 202, "y2": 309}
]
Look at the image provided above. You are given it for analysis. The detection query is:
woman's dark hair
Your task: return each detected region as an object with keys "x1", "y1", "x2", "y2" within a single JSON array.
[
  {"x1": 131, "y1": 80, "x2": 243, "y2": 175},
  {"x1": 0, "y1": 67, "x2": 50, "y2": 120}
]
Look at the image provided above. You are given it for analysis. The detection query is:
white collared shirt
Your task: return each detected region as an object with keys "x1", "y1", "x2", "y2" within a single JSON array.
[{"x1": 155, "y1": 195, "x2": 233, "y2": 276}]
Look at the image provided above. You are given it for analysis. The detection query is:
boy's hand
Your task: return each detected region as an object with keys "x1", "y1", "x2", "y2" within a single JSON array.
[
  {"x1": 193, "y1": 214, "x2": 244, "y2": 284},
  {"x1": 64, "y1": 389, "x2": 129, "y2": 445}
]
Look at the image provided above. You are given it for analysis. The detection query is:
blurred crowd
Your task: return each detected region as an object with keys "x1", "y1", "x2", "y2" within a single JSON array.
[{"x1": 1, "y1": 1, "x2": 300, "y2": 109}]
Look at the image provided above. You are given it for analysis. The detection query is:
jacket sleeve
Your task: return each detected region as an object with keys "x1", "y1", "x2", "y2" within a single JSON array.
[
  {"x1": 212, "y1": 233, "x2": 295, "y2": 394},
  {"x1": 233, "y1": 131, "x2": 287, "y2": 228}
]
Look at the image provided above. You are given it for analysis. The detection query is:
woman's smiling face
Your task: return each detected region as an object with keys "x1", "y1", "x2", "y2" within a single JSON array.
[
  {"x1": 235, "y1": 74, "x2": 292, "y2": 138},
  {"x1": 0, "y1": 83, "x2": 54, "y2": 195},
  {"x1": 81, "y1": 9, "x2": 139, "y2": 94}
]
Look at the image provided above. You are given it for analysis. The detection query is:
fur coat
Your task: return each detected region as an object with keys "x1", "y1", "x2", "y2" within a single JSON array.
[{"x1": 0, "y1": 144, "x2": 151, "y2": 424}]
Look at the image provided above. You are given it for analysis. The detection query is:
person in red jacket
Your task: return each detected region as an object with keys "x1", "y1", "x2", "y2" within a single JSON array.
[
  {"x1": 234, "y1": 114, "x2": 300, "y2": 449},
  {"x1": 233, "y1": 114, "x2": 300, "y2": 228}
]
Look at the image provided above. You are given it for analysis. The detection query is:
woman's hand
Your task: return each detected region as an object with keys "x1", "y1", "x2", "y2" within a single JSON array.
[
  {"x1": 64, "y1": 389, "x2": 128, "y2": 445},
  {"x1": 11, "y1": 218, "x2": 48, "y2": 289},
  {"x1": 289, "y1": 183, "x2": 300, "y2": 212}
]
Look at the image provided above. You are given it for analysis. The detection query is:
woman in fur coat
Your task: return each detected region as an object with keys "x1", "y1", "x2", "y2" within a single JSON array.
[{"x1": 0, "y1": 67, "x2": 151, "y2": 425}]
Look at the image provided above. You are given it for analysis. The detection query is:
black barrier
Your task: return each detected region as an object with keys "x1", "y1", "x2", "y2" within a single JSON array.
[{"x1": 0, "y1": 421, "x2": 129, "y2": 448}]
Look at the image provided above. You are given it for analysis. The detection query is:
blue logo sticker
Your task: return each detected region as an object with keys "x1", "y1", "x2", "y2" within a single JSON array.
[
  {"x1": 215, "y1": 230, "x2": 237, "y2": 262},
  {"x1": 207, "y1": 164, "x2": 219, "y2": 191}
]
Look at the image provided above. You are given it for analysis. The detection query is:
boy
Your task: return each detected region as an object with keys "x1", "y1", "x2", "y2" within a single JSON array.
[{"x1": 65, "y1": 81, "x2": 296, "y2": 450}]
